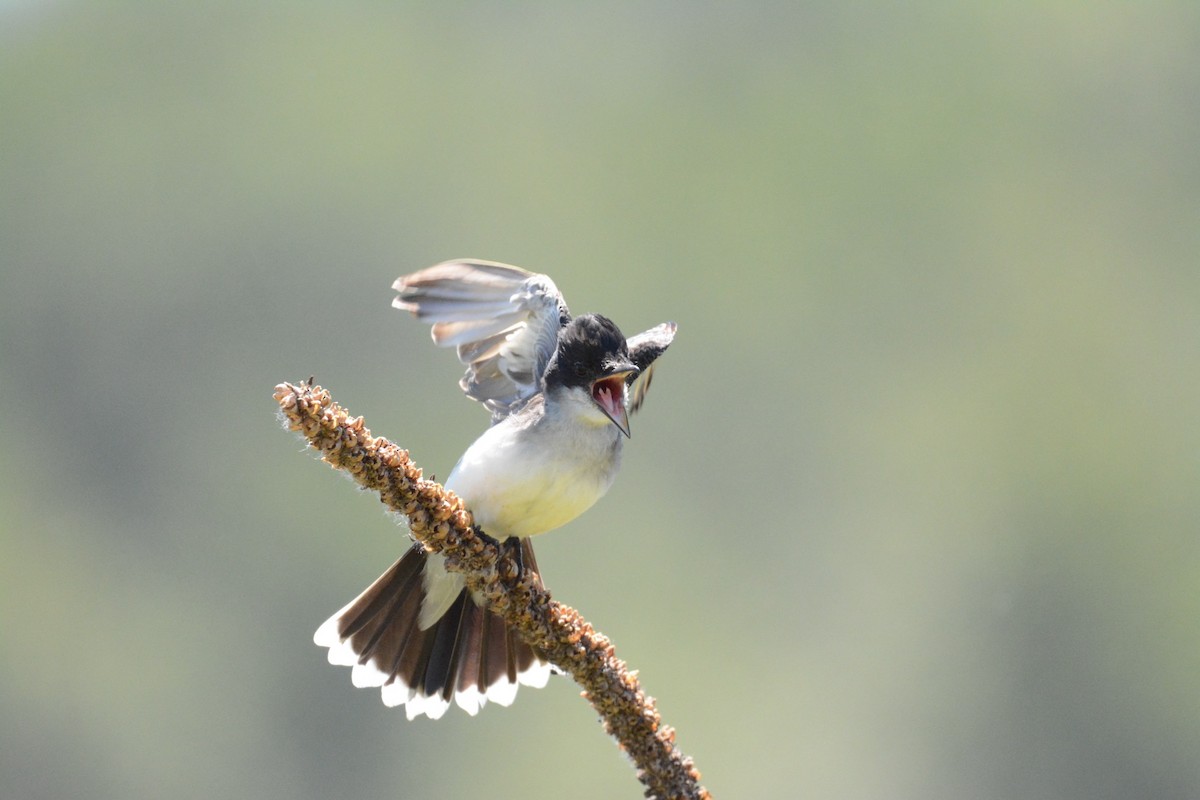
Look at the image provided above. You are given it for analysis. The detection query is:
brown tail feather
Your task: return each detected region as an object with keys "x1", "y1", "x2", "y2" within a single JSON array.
[{"x1": 314, "y1": 541, "x2": 552, "y2": 719}]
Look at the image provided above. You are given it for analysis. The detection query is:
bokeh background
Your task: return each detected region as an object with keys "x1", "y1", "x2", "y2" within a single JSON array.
[{"x1": 3, "y1": 3, "x2": 1198, "y2": 799}]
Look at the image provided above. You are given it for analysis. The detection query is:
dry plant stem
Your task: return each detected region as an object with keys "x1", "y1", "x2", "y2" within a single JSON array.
[{"x1": 274, "y1": 381, "x2": 711, "y2": 800}]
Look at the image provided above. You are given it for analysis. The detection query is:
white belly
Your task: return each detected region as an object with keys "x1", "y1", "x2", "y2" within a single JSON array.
[{"x1": 445, "y1": 413, "x2": 623, "y2": 539}]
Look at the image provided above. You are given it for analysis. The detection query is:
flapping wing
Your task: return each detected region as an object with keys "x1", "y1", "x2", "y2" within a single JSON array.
[
  {"x1": 393, "y1": 260, "x2": 570, "y2": 419},
  {"x1": 624, "y1": 321, "x2": 677, "y2": 414}
]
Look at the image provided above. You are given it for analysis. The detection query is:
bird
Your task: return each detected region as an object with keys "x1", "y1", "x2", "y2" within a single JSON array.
[{"x1": 313, "y1": 259, "x2": 677, "y2": 720}]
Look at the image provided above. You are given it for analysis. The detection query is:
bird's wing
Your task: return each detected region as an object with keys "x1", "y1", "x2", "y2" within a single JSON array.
[
  {"x1": 624, "y1": 321, "x2": 677, "y2": 414},
  {"x1": 393, "y1": 260, "x2": 569, "y2": 418}
]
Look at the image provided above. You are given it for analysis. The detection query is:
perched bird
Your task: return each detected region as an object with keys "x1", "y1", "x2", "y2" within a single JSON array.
[{"x1": 314, "y1": 260, "x2": 676, "y2": 719}]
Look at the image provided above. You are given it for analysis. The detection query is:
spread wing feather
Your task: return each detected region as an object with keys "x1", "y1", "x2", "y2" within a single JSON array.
[
  {"x1": 393, "y1": 260, "x2": 569, "y2": 420},
  {"x1": 625, "y1": 321, "x2": 677, "y2": 414},
  {"x1": 395, "y1": 260, "x2": 676, "y2": 419}
]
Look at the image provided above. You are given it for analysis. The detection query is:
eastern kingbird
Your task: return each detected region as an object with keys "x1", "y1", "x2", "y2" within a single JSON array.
[{"x1": 314, "y1": 260, "x2": 676, "y2": 719}]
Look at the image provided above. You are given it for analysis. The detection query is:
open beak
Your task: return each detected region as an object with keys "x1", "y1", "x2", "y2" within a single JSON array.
[{"x1": 591, "y1": 363, "x2": 638, "y2": 438}]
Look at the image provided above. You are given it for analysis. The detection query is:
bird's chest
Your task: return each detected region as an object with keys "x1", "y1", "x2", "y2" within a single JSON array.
[{"x1": 446, "y1": 419, "x2": 623, "y2": 539}]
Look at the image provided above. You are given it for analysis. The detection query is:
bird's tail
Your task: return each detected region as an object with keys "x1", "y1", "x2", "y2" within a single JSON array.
[{"x1": 313, "y1": 541, "x2": 551, "y2": 720}]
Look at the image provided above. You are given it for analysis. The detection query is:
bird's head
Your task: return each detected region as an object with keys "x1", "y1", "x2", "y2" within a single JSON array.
[{"x1": 544, "y1": 314, "x2": 638, "y2": 437}]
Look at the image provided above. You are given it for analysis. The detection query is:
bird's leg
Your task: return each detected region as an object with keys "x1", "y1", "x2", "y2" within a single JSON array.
[
  {"x1": 473, "y1": 527, "x2": 523, "y2": 578},
  {"x1": 498, "y1": 535, "x2": 524, "y2": 580},
  {"x1": 473, "y1": 525, "x2": 501, "y2": 548},
  {"x1": 508, "y1": 536, "x2": 525, "y2": 574}
]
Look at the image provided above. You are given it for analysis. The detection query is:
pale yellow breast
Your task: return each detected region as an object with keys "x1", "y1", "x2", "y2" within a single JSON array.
[{"x1": 445, "y1": 414, "x2": 622, "y2": 539}]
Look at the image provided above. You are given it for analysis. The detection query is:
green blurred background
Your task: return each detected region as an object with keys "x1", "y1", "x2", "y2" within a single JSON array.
[{"x1": 3, "y1": 3, "x2": 1198, "y2": 798}]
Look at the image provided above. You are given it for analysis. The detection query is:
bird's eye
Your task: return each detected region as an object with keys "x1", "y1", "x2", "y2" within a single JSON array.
[{"x1": 572, "y1": 361, "x2": 588, "y2": 378}]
